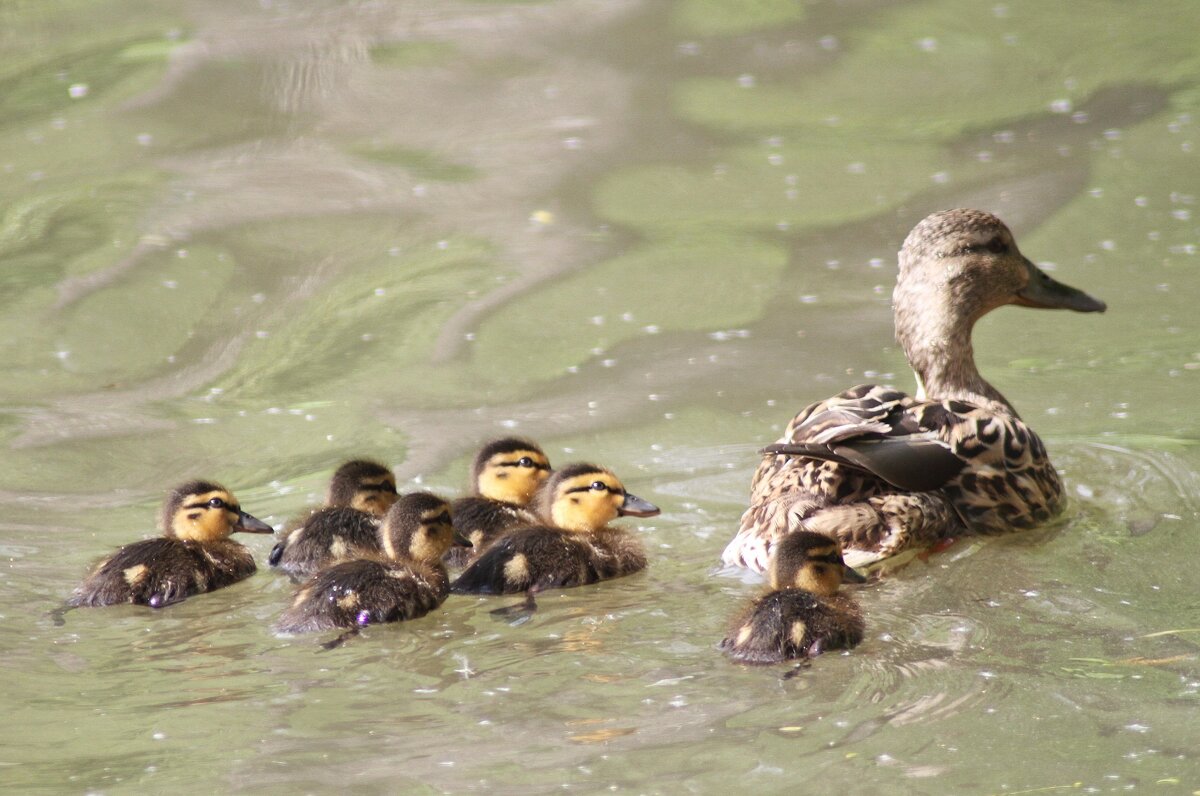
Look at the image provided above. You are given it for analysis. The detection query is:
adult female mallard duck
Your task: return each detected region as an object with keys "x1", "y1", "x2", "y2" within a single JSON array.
[
  {"x1": 69, "y1": 480, "x2": 273, "y2": 608},
  {"x1": 447, "y1": 437, "x2": 552, "y2": 568},
  {"x1": 723, "y1": 209, "x2": 1106, "y2": 572},
  {"x1": 268, "y1": 459, "x2": 398, "y2": 577},
  {"x1": 275, "y1": 492, "x2": 468, "y2": 636},
  {"x1": 451, "y1": 463, "x2": 659, "y2": 595},
  {"x1": 721, "y1": 531, "x2": 865, "y2": 663}
]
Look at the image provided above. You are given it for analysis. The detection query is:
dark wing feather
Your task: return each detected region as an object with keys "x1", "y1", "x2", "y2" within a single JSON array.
[{"x1": 761, "y1": 436, "x2": 966, "y2": 492}]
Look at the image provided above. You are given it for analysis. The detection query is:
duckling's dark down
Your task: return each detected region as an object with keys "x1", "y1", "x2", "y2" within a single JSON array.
[
  {"x1": 269, "y1": 459, "x2": 397, "y2": 577},
  {"x1": 447, "y1": 437, "x2": 551, "y2": 568},
  {"x1": 275, "y1": 492, "x2": 467, "y2": 633},
  {"x1": 721, "y1": 531, "x2": 865, "y2": 664},
  {"x1": 69, "y1": 480, "x2": 273, "y2": 608},
  {"x1": 451, "y1": 463, "x2": 659, "y2": 595}
]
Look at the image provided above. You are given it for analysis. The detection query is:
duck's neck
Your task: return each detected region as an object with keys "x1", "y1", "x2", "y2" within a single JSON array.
[{"x1": 895, "y1": 302, "x2": 1018, "y2": 418}]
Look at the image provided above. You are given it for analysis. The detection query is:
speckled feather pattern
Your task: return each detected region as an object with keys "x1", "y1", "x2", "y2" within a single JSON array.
[
  {"x1": 725, "y1": 384, "x2": 1064, "y2": 571},
  {"x1": 70, "y1": 537, "x2": 257, "y2": 607},
  {"x1": 268, "y1": 506, "x2": 382, "y2": 577},
  {"x1": 445, "y1": 496, "x2": 538, "y2": 568},
  {"x1": 275, "y1": 558, "x2": 448, "y2": 633},
  {"x1": 720, "y1": 590, "x2": 863, "y2": 664}
]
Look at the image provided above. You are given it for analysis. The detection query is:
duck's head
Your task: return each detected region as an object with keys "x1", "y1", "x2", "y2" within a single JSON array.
[
  {"x1": 160, "y1": 480, "x2": 274, "y2": 543},
  {"x1": 534, "y1": 463, "x2": 660, "y2": 533},
  {"x1": 897, "y1": 208, "x2": 1106, "y2": 325},
  {"x1": 379, "y1": 492, "x2": 469, "y2": 563},
  {"x1": 894, "y1": 209, "x2": 1106, "y2": 410},
  {"x1": 327, "y1": 459, "x2": 398, "y2": 516},
  {"x1": 472, "y1": 437, "x2": 552, "y2": 505},
  {"x1": 768, "y1": 531, "x2": 866, "y2": 597}
]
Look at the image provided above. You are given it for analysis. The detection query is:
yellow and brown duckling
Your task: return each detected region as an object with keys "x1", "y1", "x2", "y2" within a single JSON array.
[
  {"x1": 69, "y1": 480, "x2": 273, "y2": 608},
  {"x1": 451, "y1": 463, "x2": 660, "y2": 595},
  {"x1": 446, "y1": 437, "x2": 552, "y2": 568},
  {"x1": 725, "y1": 209, "x2": 1107, "y2": 572},
  {"x1": 268, "y1": 459, "x2": 399, "y2": 577},
  {"x1": 721, "y1": 531, "x2": 866, "y2": 664},
  {"x1": 274, "y1": 492, "x2": 468, "y2": 634}
]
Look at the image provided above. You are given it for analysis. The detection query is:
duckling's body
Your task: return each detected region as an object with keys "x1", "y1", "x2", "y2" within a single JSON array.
[
  {"x1": 275, "y1": 492, "x2": 465, "y2": 633},
  {"x1": 724, "y1": 210, "x2": 1106, "y2": 571},
  {"x1": 269, "y1": 459, "x2": 397, "y2": 577},
  {"x1": 721, "y1": 531, "x2": 865, "y2": 663},
  {"x1": 70, "y1": 480, "x2": 273, "y2": 608},
  {"x1": 447, "y1": 438, "x2": 551, "y2": 568},
  {"x1": 452, "y1": 463, "x2": 659, "y2": 595}
]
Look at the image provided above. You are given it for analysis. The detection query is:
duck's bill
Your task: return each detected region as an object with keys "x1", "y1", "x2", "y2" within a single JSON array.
[
  {"x1": 235, "y1": 511, "x2": 275, "y2": 534},
  {"x1": 842, "y1": 564, "x2": 868, "y2": 583},
  {"x1": 618, "y1": 493, "x2": 661, "y2": 518},
  {"x1": 1016, "y1": 258, "x2": 1107, "y2": 313}
]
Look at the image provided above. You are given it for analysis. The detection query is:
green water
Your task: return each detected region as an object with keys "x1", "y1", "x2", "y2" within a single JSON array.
[{"x1": 3, "y1": 0, "x2": 1200, "y2": 792}]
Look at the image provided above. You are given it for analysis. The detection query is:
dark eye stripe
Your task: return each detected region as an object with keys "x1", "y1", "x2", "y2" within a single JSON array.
[
  {"x1": 361, "y1": 482, "x2": 397, "y2": 493},
  {"x1": 183, "y1": 501, "x2": 235, "y2": 511},
  {"x1": 498, "y1": 460, "x2": 551, "y2": 470}
]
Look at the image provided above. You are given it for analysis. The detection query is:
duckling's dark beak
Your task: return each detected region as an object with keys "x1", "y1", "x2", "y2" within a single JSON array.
[
  {"x1": 235, "y1": 510, "x2": 275, "y2": 534},
  {"x1": 1015, "y1": 258, "x2": 1106, "y2": 313},
  {"x1": 452, "y1": 531, "x2": 473, "y2": 548},
  {"x1": 842, "y1": 564, "x2": 868, "y2": 584},
  {"x1": 618, "y1": 493, "x2": 661, "y2": 518}
]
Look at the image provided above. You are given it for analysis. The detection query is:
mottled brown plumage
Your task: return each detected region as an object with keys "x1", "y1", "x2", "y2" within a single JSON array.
[
  {"x1": 451, "y1": 463, "x2": 659, "y2": 594},
  {"x1": 721, "y1": 531, "x2": 865, "y2": 664},
  {"x1": 269, "y1": 459, "x2": 398, "y2": 576},
  {"x1": 275, "y1": 492, "x2": 466, "y2": 633},
  {"x1": 725, "y1": 209, "x2": 1106, "y2": 571},
  {"x1": 69, "y1": 480, "x2": 273, "y2": 608},
  {"x1": 446, "y1": 438, "x2": 550, "y2": 568}
]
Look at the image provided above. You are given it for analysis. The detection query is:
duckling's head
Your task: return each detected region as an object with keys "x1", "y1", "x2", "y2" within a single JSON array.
[
  {"x1": 896, "y1": 209, "x2": 1106, "y2": 329},
  {"x1": 472, "y1": 437, "x2": 552, "y2": 505},
  {"x1": 379, "y1": 492, "x2": 469, "y2": 563},
  {"x1": 327, "y1": 459, "x2": 398, "y2": 516},
  {"x1": 534, "y1": 463, "x2": 660, "y2": 533},
  {"x1": 768, "y1": 531, "x2": 866, "y2": 596},
  {"x1": 160, "y1": 480, "x2": 274, "y2": 543}
]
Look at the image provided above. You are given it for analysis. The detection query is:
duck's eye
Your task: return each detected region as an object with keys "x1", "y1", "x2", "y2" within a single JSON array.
[
  {"x1": 590, "y1": 481, "x2": 608, "y2": 492},
  {"x1": 985, "y1": 237, "x2": 1007, "y2": 254},
  {"x1": 208, "y1": 497, "x2": 226, "y2": 509},
  {"x1": 517, "y1": 456, "x2": 534, "y2": 468}
]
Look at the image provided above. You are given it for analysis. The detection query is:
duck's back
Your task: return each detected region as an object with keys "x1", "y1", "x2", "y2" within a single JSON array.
[
  {"x1": 268, "y1": 507, "x2": 380, "y2": 577},
  {"x1": 71, "y1": 537, "x2": 256, "y2": 607},
  {"x1": 276, "y1": 558, "x2": 448, "y2": 632},
  {"x1": 451, "y1": 525, "x2": 645, "y2": 594},
  {"x1": 732, "y1": 383, "x2": 1064, "y2": 569},
  {"x1": 446, "y1": 496, "x2": 537, "y2": 567},
  {"x1": 721, "y1": 589, "x2": 863, "y2": 664}
]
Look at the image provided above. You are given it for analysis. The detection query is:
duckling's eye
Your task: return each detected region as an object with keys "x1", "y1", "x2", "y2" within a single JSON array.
[
  {"x1": 983, "y1": 237, "x2": 1007, "y2": 254},
  {"x1": 517, "y1": 456, "x2": 534, "y2": 468},
  {"x1": 207, "y1": 497, "x2": 226, "y2": 509},
  {"x1": 590, "y1": 481, "x2": 609, "y2": 492}
]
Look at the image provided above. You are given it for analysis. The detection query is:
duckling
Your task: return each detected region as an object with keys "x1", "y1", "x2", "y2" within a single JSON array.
[
  {"x1": 721, "y1": 531, "x2": 866, "y2": 664},
  {"x1": 724, "y1": 209, "x2": 1106, "y2": 572},
  {"x1": 69, "y1": 480, "x2": 273, "y2": 608},
  {"x1": 274, "y1": 492, "x2": 468, "y2": 634},
  {"x1": 446, "y1": 437, "x2": 552, "y2": 568},
  {"x1": 269, "y1": 458, "x2": 398, "y2": 577},
  {"x1": 451, "y1": 463, "x2": 660, "y2": 595}
]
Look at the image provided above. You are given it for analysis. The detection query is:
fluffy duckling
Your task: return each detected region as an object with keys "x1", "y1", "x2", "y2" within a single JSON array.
[
  {"x1": 451, "y1": 463, "x2": 659, "y2": 595},
  {"x1": 269, "y1": 459, "x2": 398, "y2": 577},
  {"x1": 69, "y1": 480, "x2": 273, "y2": 608},
  {"x1": 447, "y1": 437, "x2": 552, "y2": 568},
  {"x1": 721, "y1": 531, "x2": 866, "y2": 664},
  {"x1": 725, "y1": 209, "x2": 1106, "y2": 571},
  {"x1": 275, "y1": 492, "x2": 468, "y2": 634}
]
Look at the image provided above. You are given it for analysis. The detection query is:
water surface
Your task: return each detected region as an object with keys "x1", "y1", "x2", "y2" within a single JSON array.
[{"x1": 3, "y1": 1, "x2": 1200, "y2": 792}]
